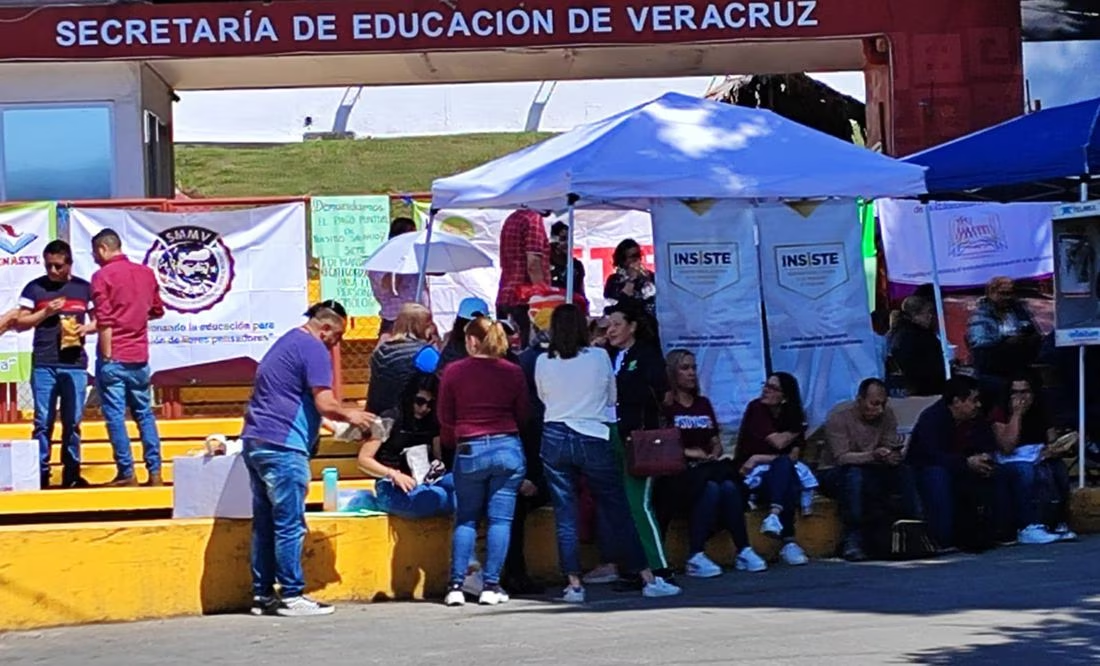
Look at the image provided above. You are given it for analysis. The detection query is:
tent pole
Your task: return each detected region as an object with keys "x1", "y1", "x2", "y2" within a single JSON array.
[
  {"x1": 1079, "y1": 177, "x2": 1089, "y2": 489},
  {"x1": 415, "y1": 209, "x2": 437, "y2": 303},
  {"x1": 922, "y1": 203, "x2": 952, "y2": 380},
  {"x1": 565, "y1": 195, "x2": 578, "y2": 298}
]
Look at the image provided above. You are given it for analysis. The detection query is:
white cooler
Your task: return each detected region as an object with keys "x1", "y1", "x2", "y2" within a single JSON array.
[
  {"x1": 172, "y1": 453, "x2": 253, "y2": 519},
  {"x1": 0, "y1": 440, "x2": 40, "y2": 492}
]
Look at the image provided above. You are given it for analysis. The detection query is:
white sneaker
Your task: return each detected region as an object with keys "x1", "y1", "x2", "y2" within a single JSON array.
[
  {"x1": 275, "y1": 595, "x2": 335, "y2": 617},
  {"x1": 642, "y1": 576, "x2": 683, "y2": 598},
  {"x1": 444, "y1": 587, "x2": 466, "y2": 607},
  {"x1": 561, "y1": 586, "x2": 586, "y2": 603},
  {"x1": 461, "y1": 570, "x2": 485, "y2": 596},
  {"x1": 582, "y1": 564, "x2": 619, "y2": 585},
  {"x1": 780, "y1": 541, "x2": 809, "y2": 566},
  {"x1": 685, "y1": 552, "x2": 723, "y2": 578},
  {"x1": 761, "y1": 513, "x2": 783, "y2": 537},
  {"x1": 1054, "y1": 523, "x2": 1079, "y2": 542},
  {"x1": 478, "y1": 587, "x2": 510, "y2": 605},
  {"x1": 735, "y1": 547, "x2": 768, "y2": 573},
  {"x1": 1018, "y1": 524, "x2": 1060, "y2": 545}
]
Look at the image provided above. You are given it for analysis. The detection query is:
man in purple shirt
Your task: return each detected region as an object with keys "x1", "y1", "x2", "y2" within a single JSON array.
[
  {"x1": 242, "y1": 299, "x2": 377, "y2": 617},
  {"x1": 16, "y1": 240, "x2": 94, "y2": 488}
]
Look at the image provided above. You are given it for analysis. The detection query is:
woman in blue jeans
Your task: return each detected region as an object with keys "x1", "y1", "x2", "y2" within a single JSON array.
[
  {"x1": 357, "y1": 372, "x2": 455, "y2": 519},
  {"x1": 537, "y1": 304, "x2": 681, "y2": 602},
  {"x1": 437, "y1": 315, "x2": 529, "y2": 607},
  {"x1": 734, "y1": 372, "x2": 810, "y2": 566}
]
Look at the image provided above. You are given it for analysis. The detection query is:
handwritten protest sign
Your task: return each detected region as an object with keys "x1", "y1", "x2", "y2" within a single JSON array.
[{"x1": 311, "y1": 196, "x2": 391, "y2": 317}]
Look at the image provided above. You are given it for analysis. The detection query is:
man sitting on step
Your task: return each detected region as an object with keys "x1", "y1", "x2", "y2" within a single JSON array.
[{"x1": 819, "y1": 378, "x2": 922, "y2": 561}]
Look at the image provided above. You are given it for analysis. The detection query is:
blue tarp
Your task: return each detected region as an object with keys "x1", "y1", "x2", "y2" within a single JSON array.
[{"x1": 903, "y1": 96, "x2": 1100, "y2": 199}]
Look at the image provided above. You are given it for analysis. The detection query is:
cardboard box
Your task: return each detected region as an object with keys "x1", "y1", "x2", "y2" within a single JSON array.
[
  {"x1": 172, "y1": 453, "x2": 252, "y2": 519},
  {"x1": 0, "y1": 440, "x2": 39, "y2": 492}
]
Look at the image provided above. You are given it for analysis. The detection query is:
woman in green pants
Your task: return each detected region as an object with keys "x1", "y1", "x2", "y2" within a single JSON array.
[{"x1": 605, "y1": 302, "x2": 676, "y2": 580}]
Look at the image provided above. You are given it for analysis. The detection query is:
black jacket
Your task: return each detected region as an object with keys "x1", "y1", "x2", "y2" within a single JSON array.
[
  {"x1": 889, "y1": 319, "x2": 946, "y2": 396},
  {"x1": 610, "y1": 341, "x2": 668, "y2": 437}
]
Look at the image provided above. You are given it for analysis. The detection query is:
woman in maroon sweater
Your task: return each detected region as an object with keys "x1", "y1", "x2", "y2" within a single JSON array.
[
  {"x1": 735, "y1": 371, "x2": 809, "y2": 566},
  {"x1": 438, "y1": 316, "x2": 529, "y2": 607}
]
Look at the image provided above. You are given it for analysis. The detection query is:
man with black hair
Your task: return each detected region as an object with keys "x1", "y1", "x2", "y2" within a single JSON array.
[
  {"x1": 17, "y1": 239, "x2": 94, "y2": 488},
  {"x1": 549, "y1": 221, "x2": 586, "y2": 298},
  {"x1": 820, "y1": 378, "x2": 921, "y2": 561},
  {"x1": 243, "y1": 300, "x2": 377, "y2": 617},
  {"x1": 90, "y1": 228, "x2": 165, "y2": 487},
  {"x1": 907, "y1": 375, "x2": 999, "y2": 551}
]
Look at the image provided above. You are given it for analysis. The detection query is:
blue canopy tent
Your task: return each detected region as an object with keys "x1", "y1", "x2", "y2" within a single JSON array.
[
  {"x1": 903, "y1": 96, "x2": 1100, "y2": 202},
  {"x1": 904, "y1": 97, "x2": 1100, "y2": 488}
]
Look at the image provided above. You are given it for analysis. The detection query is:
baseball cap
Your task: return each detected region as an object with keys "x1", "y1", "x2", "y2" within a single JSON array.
[{"x1": 456, "y1": 296, "x2": 490, "y2": 320}]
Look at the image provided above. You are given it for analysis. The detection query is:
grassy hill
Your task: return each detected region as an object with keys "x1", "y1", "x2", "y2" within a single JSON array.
[{"x1": 175, "y1": 132, "x2": 552, "y2": 198}]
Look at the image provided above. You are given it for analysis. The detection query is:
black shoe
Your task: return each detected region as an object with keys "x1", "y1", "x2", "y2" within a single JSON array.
[
  {"x1": 502, "y1": 575, "x2": 543, "y2": 596},
  {"x1": 842, "y1": 535, "x2": 868, "y2": 562},
  {"x1": 250, "y1": 595, "x2": 279, "y2": 616},
  {"x1": 40, "y1": 473, "x2": 50, "y2": 489},
  {"x1": 610, "y1": 574, "x2": 645, "y2": 593},
  {"x1": 62, "y1": 477, "x2": 91, "y2": 489}
]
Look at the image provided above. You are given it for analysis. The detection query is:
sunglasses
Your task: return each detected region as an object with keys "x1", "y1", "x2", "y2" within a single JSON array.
[
  {"x1": 414, "y1": 396, "x2": 434, "y2": 407},
  {"x1": 307, "y1": 299, "x2": 348, "y2": 319},
  {"x1": 46, "y1": 262, "x2": 69, "y2": 271}
]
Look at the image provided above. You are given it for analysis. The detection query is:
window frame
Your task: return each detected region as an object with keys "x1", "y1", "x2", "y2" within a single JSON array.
[{"x1": 0, "y1": 100, "x2": 117, "y2": 202}]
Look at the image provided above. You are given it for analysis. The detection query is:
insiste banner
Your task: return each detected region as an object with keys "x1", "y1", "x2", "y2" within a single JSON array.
[
  {"x1": 877, "y1": 199, "x2": 1054, "y2": 288},
  {"x1": 417, "y1": 205, "x2": 653, "y2": 334},
  {"x1": 0, "y1": 202, "x2": 56, "y2": 383},
  {"x1": 652, "y1": 199, "x2": 765, "y2": 438},
  {"x1": 757, "y1": 200, "x2": 877, "y2": 428},
  {"x1": 69, "y1": 203, "x2": 308, "y2": 373}
]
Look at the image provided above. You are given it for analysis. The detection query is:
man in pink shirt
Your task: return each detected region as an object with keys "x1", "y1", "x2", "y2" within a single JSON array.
[{"x1": 90, "y1": 229, "x2": 166, "y2": 487}]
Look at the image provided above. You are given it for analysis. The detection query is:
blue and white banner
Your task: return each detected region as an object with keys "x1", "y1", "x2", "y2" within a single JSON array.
[
  {"x1": 877, "y1": 199, "x2": 1054, "y2": 287},
  {"x1": 757, "y1": 200, "x2": 876, "y2": 429},
  {"x1": 653, "y1": 199, "x2": 765, "y2": 439}
]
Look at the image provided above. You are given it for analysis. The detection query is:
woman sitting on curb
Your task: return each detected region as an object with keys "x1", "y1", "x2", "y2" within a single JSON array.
[
  {"x1": 735, "y1": 372, "x2": 811, "y2": 566},
  {"x1": 660, "y1": 349, "x2": 767, "y2": 578},
  {"x1": 356, "y1": 372, "x2": 454, "y2": 519}
]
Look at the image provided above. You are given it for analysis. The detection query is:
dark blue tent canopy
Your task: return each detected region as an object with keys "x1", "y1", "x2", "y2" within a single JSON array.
[{"x1": 903, "y1": 96, "x2": 1100, "y2": 201}]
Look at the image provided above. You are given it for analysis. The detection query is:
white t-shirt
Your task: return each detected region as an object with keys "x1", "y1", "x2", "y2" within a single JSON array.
[{"x1": 535, "y1": 347, "x2": 617, "y2": 441}]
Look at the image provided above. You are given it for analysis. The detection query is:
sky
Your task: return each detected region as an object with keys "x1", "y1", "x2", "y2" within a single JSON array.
[{"x1": 173, "y1": 43, "x2": 1096, "y2": 143}]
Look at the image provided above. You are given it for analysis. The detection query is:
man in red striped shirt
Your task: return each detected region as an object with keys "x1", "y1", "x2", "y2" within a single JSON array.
[
  {"x1": 16, "y1": 240, "x2": 94, "y2": 488},
  {"x1": 90, "y1": 229, "x2": 166, "y2": 487}
]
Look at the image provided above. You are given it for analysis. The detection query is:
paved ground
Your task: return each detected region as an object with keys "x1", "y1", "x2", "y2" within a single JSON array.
[{"x1": 3, "y1": 538, "x2": 1099, "y2": 665}]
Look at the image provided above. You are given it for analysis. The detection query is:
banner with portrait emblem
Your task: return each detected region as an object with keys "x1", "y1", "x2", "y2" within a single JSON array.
[
  {"x1": 757, "y1": 200, "x2": 876, "y2": 429},
  {"x1": 652, "y1": 199, "x2": 765, "y2": 440},
  {"x1": 877, "y1": 199, "x2": 1054, "y2": 287},
  {"x1": 69, "y1": 204, "x2": 308, "y2": 373}
]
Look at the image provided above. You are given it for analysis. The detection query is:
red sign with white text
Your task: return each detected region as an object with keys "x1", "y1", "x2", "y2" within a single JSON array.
[{"x1": 1, "y1": 0, "x2": 904, "y2": 60}]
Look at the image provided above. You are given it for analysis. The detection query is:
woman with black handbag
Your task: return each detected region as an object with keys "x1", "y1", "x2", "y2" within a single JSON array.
[
  {"x1": 661, "y1": 349, "x2": 768, "y2": 578},
  {"x1": 537, "y1": 304, "x2": 680, "y2": 602},
  {"x1": 605, "y1": 302, "x2": 680, "y2": 584}
]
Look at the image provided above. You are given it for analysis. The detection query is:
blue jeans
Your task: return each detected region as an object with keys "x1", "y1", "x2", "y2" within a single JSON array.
[
  {"x1": 450, "y1": 434, "x2": 526, "y2": 587},
  {"x1": 755, "y1": 455, "x2": 800, "y2": 538},
  {"x1": 373, "y1": 473, "x2": 456, "y2": 519},
  {"x1": 819, "y1": 464, "x2": 923, "y2": 538},
  {"x1": 31, "y1": 366, "x2": 87, "y2": 485},
  {"x1": 997, "y1": 462, "x2": 1039, "y2": 531},
  {"x1": 541, "y1": 422, "x2": 647, "y2": 577},
  {"x1": 242, "y1": 440, "x2": 311, "y2": 598},
  {"x1": 96, "y1": 360, "x2": 162, "y2": 477},
  {"x1": 690, "y1": 477, "x2": 750, "y2": 554},
  {"x1": 916, "y1": 465, "x2": 1001, "y2": 548}
]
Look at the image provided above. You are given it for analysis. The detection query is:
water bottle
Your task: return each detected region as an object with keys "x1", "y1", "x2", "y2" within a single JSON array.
[{"x1": 322, "y1": 467, "x2": 339, "y2": 512}]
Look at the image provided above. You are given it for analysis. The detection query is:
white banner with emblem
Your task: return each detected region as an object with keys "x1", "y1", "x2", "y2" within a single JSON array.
[
  {"x1": 757, "y1": 200, "x2": 876, "y2": 429},
  {"x1": 877, "y1": 199, "x2": 1054, "y2": 287},
  {"x1": 652, "y1": 199, "x2": 765, "y2": 438},
  {"x1": 69, "y1": 204, "x2": 308, "y2": 373}
]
